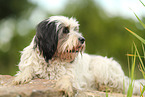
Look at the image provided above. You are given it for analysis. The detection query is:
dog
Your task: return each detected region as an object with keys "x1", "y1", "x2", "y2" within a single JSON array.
[{"x1": 14, "y1": 16, "x2": 144, "y2": 96}]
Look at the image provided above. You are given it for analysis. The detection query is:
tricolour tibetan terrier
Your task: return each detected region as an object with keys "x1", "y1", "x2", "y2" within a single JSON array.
[{"x1": 14, "y1": 16, "x2": 144, "y2": 96}]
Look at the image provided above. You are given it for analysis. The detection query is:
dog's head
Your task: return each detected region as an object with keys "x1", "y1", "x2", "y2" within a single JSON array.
[{"x1": 35, "y1": 16, "x2": 85, "y2": 62}]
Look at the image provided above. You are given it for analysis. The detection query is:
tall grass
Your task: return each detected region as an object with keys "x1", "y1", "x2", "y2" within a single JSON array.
[
  {"x1": 125, "y1": 0, "x2": 145, "y2": 96},
  {"x1": 127, "y1": 49, "x2": 137, "y2": 97}
]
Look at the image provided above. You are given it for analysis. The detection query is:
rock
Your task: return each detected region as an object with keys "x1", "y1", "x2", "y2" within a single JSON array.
[
  {"x1": 0, "y1": 75, "x2": 62, "y2": 97},
  {"x1": 0, "y1": 75, "x2": 139, "y2": 97}
]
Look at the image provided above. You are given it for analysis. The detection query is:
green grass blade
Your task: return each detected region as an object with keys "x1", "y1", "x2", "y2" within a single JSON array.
[
  {"x1": 106, "y1": 87, "x2": 108, "y2": 97},
  {"x1": 127, "y1": 50, "x2": 136, "y2": 97},
  {"x1": 131, "y1": 51, "x2": 136, "y2": 80},
  {"x1": 127, "y1": 53, "x2": 131, "y2": 77},
  {"x1": 139, "y1": 63, "x2": 145, "y2": 79},
  {"x1": 134, "y1": 43, "x2": 144, "y2": 67},
  {"x1": 133, "y1": 12, "x2": 145, "y2": 29},
  {"x1": 140, "y1": 83, "x2": 145, "y2": 97},
  {"x1": 125, "y1": 28, "x2": 145, "y2": 44},
  {"x1": 139, "y1": 0, "x2": 145, "y2": 7},
  {"x1": 141, "y1": 44, "x2": 145, "y2": 59},
  {"x1": 134, "y1": 43, "x2": 145, "y2": 80},
  {"x1": 126, "y1": 54, "x2": 144, "y2": 58},
  {"x1": 127, "y1": 84, "x2": 133, "y2": 97},
  {"x1": 106, "y1": 91, "x2": 108, "y2": 97}
]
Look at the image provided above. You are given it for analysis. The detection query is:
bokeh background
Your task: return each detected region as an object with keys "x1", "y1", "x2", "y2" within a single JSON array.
[{"x1": 0, "y1": 0, "x2": 145, "y2": 79}]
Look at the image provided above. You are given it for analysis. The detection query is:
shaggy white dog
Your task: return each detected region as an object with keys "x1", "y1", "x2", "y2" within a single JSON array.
[{"x1": 14, "y1": 16, "x2": 144, "y2": 96}]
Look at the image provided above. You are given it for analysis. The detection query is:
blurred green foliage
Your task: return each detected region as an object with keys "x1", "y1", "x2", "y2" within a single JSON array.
[{"x1": 0, "y1": 0, "x2": 144, "y2": 79}]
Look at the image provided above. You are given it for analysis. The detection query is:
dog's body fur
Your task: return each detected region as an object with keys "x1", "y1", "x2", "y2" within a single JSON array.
[{"x1": 14, "y1": 16, "x2": 144, "y2": 96}]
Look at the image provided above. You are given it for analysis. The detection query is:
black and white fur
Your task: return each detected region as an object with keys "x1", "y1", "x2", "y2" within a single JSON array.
[{"x1": 14, "y1": 16, "x2": 144, "y2": 96}]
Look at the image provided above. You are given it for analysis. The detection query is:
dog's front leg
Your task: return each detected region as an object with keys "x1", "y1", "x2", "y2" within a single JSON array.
[{"x1": 55, "y1": 75, "x2": 75, "y2": 97}]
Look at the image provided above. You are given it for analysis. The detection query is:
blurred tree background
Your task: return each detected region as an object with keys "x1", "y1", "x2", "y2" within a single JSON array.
[{"x1": 0, "y1": 0, "x2": 145, "y2": 79}]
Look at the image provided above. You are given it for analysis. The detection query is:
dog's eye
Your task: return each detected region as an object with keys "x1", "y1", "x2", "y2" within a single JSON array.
[{"x1": 63, "y1": 27, "x2": 69, "y2": 34}]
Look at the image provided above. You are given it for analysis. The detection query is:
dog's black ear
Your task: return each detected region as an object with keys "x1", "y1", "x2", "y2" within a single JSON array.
[{"x1": 35, "y1": 20, "x2": 58, "y2": 62}]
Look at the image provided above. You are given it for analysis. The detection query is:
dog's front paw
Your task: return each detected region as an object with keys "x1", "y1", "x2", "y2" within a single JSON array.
[
  {"x1": 12, "y1": 72, "x2": 33, "y2": 85},
  {"x1": 55, "y1": 76, "x2": 74, "y2": 97}
]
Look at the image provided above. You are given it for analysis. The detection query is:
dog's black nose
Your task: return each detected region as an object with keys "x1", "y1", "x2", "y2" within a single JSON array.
[{"x1": 79, "y1": 37, "x2": 85, "y2": 44}]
